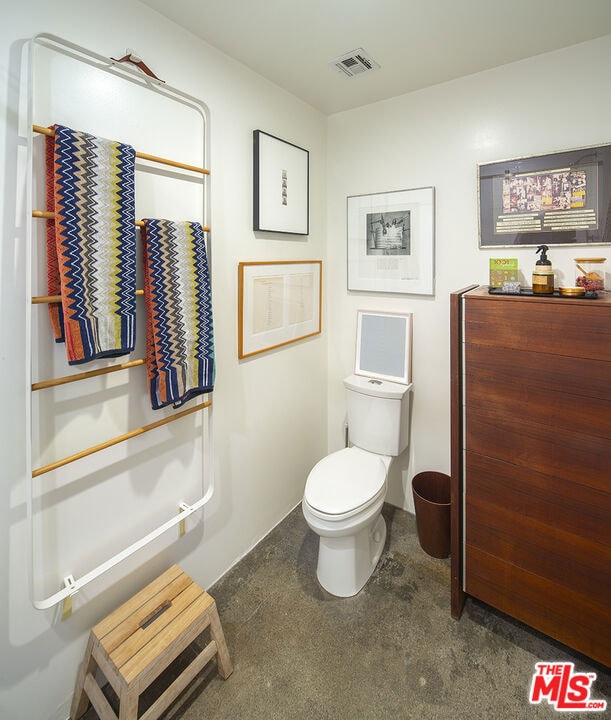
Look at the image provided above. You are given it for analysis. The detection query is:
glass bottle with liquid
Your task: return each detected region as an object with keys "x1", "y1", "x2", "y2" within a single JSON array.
[{"x1": 532, "y1": 245, "x2": 554, "y2": 295}]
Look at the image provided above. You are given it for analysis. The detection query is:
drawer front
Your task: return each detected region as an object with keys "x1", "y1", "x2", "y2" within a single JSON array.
[
  {"x1": 465, "y1": 297, "x2": 611, "y2": 361},
  {"x1": 465, "y1": 371, "x2": 611, "y2": 440},
  {"x1": 466, "y1": 413, "x2": 609, "y2": 494},
  {"x1": 465, "y1": 452, "x2": 610, "y2": 548},
  {"x1": 464, "y1": 342, "x2": 611, "y2": 403},
  {"x1": 465, "y1": 470, "x2": 610, "y2": 600},
  {"x1": 465, "y1": 545, "x2": 611, "y2": 667}
]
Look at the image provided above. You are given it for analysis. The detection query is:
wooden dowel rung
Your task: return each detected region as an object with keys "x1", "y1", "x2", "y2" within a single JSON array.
[
  {"x1": 31, "y1": 210, "x2": 210, "y2": 233},
  {"x1": 135, "y1": 150, "x2": 210, "y2": 175},
  {"x1": 32, "y1": 124, "x2": 55, "y2": 137},
  {"x1": 32, "y1": 124, "x2": 210, "y2": 174},
  {"x1": 33, "y1": 209, "x2": 146, "y2": 227},
  {"x1": 32, "y1": 400, "x2": 212, "y2": 477},
  {"x1": 32, "y1": 289, "x2": 145, "y2": 304},
  {"x1": 32, "y1": 358, "x2": 146, "y2": 391}
]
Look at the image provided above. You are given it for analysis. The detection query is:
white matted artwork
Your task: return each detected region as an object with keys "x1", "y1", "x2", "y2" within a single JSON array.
[
  {"x1": 253, "y1": 130, "x2": 309, "y2": 235},
  {"x1": 238, "y1": 261, "x2": 322, "y2": 358},
  {"x1": 347, "y1": 186, "x2": 435, "y2": 295},
  {"x1": 355, "y1": 310, "x2": 412, "y2": 384}
]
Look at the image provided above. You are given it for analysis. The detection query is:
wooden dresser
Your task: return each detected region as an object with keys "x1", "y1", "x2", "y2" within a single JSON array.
[{"x1": 450, "y1": 286, "x2": 610, "y2": 666}]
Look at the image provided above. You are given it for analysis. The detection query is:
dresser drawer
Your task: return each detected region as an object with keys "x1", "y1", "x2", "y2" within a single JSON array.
[{"x1": 465, "y1": 295, "x2": 611, "y2": 361}]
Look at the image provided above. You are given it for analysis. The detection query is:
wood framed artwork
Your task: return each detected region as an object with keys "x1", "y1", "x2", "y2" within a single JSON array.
[
  {"x1": 347, "y1": 186, "x2": 435, "y2": 295},
  {"x1": 253, "y1": 130, "x2": 309, "y2": 235},
  {"x1": 238, "y1": 261, "x2": 322, "y2": 358},
  {"x1": 478, "y1": 143, "x2": 611, "y2": 247}
]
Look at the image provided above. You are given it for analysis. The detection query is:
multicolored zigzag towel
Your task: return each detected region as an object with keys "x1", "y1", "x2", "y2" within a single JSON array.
[
  {"x1": 141, "y1": 219, "x2": 215, "y2": 410},
  {"x1": 45, "y1": 124, "x2": 137, "y2": 364}
]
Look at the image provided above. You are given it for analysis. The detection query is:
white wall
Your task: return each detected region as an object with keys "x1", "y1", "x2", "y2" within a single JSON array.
[
  {"x1": 0, "y1": 2, "x2": 327, "y2": 719},
  {"x1": 326, "y1": 35, "x2": 611, "y2": 511}
]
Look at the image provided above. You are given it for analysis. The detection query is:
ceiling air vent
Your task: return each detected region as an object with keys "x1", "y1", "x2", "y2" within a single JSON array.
[{"x1": 330, "y1": 48, "x2": 380, "y2": 78}]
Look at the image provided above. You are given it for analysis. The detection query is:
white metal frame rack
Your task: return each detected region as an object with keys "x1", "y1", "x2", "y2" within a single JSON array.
[{"x1": 24, "y1": 33, "x2": 214, "y2": 612}]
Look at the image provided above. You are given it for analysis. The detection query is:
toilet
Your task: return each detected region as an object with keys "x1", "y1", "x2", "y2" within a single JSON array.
[{"x1": 302, "y1": 373, "x2": 412, "y2": 597}]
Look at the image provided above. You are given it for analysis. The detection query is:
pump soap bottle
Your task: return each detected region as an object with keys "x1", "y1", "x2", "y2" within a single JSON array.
[{"x1": 532, "y1": 244, "x2": 554, "y2": 295}]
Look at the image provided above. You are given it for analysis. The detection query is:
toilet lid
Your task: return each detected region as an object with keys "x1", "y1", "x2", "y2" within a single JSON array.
[{"x1": 304, "y1": 447, "x2": 387, "y2": 515}]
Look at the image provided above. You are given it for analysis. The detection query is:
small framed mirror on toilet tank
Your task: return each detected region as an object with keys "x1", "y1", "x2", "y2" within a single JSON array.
[{"x1": 354, "y1": 310, "x2": 412, "y2": 385}]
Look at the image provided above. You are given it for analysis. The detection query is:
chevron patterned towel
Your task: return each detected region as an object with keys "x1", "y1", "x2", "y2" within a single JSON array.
[
  {"x1": 45, "y1": 125, "x2": 137, "y2": 364},
  {"x1": 141, "y1": 219, "x2": 215, "y2": 410}
]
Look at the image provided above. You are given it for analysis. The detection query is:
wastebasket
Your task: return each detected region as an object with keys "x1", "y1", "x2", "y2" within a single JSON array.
[{"x1": 411, "y1": 471, "x2": 451, "y2": 558}]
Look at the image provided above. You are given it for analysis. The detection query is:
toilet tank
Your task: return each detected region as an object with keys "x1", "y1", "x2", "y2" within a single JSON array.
[{"x1": 344, "y1": 374, "x2": 412, "y2": 456}]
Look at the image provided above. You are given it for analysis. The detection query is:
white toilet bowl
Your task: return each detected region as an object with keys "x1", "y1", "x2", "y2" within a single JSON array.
[{"x1": 302, "y1": 446, "x2": 391, "y2": 597}]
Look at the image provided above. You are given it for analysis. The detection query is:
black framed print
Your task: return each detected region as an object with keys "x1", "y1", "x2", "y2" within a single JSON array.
[
  {"x1": 253, "y1": 130, "x2": 309, "y2": 235},
  {"x1": 478, "y1": 143, "x2": 611, "y2": 248}
]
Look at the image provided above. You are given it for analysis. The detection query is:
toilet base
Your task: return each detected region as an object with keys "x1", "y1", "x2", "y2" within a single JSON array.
[{"x1": 316, "y1": 514, "x2": 386, "y2": 597}]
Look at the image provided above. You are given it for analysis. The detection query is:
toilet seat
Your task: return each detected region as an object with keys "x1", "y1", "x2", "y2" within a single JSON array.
[{"x1": 304, "y1": 447, "x2": 387, "y2": 517}]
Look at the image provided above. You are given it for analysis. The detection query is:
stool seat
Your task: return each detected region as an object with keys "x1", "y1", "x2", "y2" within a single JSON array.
[{"x1": 70, "y1": 565, "x2": 232, "y2": 720}]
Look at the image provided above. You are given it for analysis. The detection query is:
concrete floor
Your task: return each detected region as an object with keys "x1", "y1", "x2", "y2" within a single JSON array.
[{"x1": 83, "y1": 503, "x2": 610, "y2": 719}]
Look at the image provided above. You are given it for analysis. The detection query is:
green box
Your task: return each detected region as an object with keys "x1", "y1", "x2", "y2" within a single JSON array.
[{"x1": 489, "y1": 258, "x2": 518, "y2": 287}]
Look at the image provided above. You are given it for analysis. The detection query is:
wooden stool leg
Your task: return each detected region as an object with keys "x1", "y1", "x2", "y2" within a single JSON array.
[
  {"x1": 209, "y1": 604, "x2": 233, "y2": 679},
  {"x1": 118, "y1": 687, "x2": 139, "y2": 720},
  {"x1": 70, "y1": 634, "x2": 97, "y2": 720}
]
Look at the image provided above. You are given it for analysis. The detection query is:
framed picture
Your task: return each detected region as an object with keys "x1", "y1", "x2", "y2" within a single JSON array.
[
  {"x1": 238, "y1": 260, "x2": 322, "y2": 358},
  {"x1": 253, "y1": 130, "x2": 309, "y2": 235},
  {"x1": 478, "y1": 143, "x2": 611, "y2": 248},
  {"x1": 347, "y1": 187, "x2": 435, "y2": 295},
  {"x1": 355, "y1": 310, "x2": 412, "y2": 385}
]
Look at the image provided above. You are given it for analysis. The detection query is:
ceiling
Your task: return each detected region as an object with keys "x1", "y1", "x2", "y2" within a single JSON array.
[{"x1": 138, "y1": 0, "x2": 611, "y2": 114}]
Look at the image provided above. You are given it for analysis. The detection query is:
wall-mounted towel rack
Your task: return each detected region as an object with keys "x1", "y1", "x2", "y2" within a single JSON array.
[{"x1": 25, "y1": 33, "x2": 214, "y2": 613}]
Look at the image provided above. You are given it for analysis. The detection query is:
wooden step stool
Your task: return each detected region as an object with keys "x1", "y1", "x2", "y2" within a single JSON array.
[{"x1": 70, "y1": 565, "x2": 233, "y2": 720}]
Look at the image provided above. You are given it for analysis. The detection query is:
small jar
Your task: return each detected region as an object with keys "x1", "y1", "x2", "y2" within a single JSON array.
[
  {"x1": 575, "y1": 257, "x2": 606, "y2": 292},
  {"x1": 532, "y1": 266, "x2": 554, "y2": 294}
]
